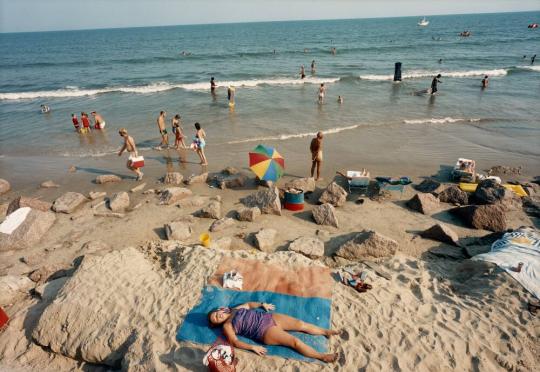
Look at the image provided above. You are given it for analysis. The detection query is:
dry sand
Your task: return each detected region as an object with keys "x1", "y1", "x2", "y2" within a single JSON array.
[{"x1": 0, "y1": 170, "x2": 539, "y2": 371}]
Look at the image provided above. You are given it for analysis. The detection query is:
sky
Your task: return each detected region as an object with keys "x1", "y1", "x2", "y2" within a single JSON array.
[{"x1": 0, "y1": 0, "x2": 539, "y2": 33}]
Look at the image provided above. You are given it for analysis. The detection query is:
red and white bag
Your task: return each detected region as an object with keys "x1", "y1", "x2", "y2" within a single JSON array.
[
  {"x1": 129, "y1": 155, "x2": 145, "y2": 168},
  {"x1": 203, "y1": 337, "x2": 237, "y2": 372}
]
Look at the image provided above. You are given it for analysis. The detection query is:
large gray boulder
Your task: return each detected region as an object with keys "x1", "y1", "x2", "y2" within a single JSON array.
[
  {"x1": 284, "y1": 177, "x2": 316, "y2": 193},
  {"x1": 108, "y1": 192, "x2": 130, "y2": 212},
  {"x1": 420, "y1": 223, "x2": 460, "y2": 246},
  {"x1": 95, "y1": 174, "x2": 122, "y2": 184},
  {"x1": 159, "y1": 187, "x2": 193, "y2": 205},
  {"x1": 0, "y1": 275, "x2": 34, "y2": 306},
  {"x1": 0, "y1": 179, "x2": 11, "y2": 195},
  {"x1": 52, "y1": 192, "x2": 87, "y2": 213},
  {"x1": 255, "y1": 228, "x2": 277, "y2": 252},
  {"x1": 162, "y1": 172, "x2": 184, "y2": 185},
  {"x1": 7, "y1": 196, "x2": 52, "y2": 215},
  {"x1": 312, "y1": 203, "x2": 339, "y2": 228},
  {"x1": 209, "y1": 217, "x2": 235, "y2": 232},
  {"x1": 242, "y1": 187, "x2": 281, "y2": 215},
  {"x1": 198, "y1": 201, "x2": 222, "y2": 219},
  {"x1": 335, "y1": 231, "x2": 398, "y2": 260},
  {"x1": 406, "y1": 193, "x2": 440, "y2": 215},
  {"x1": 450, "y1": 204, "x2": 507, "y2": 232},
  {"x1": 164, "y1": 221, "x2": 192, "y2": 241},
  {"x1": 0, "y1": 208, "x2": 56, "y2": 251},
  {"x1": 237, "y1": 206, "x2": 261, "y2": 222},
  {"x1": 438, "y1": 186, "x2": 468, "y2": 205},
  {"x1": 319, "y1": 182, "x2": 348, "y2": 207},
  {"x1": 288, "y1": 236, "x2": 324, "y2": 258}
]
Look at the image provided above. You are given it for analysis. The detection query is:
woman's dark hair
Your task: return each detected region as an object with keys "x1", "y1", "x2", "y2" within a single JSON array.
[
  {"x1": 207, "y1": 308, "x2": 220, "y2": 328},
  {"x1": 195, "y1": 122, "x2": 201, "y2": 130},
  {"x1": 174, "y1": 114, "x2": 180, "y2": 119}
]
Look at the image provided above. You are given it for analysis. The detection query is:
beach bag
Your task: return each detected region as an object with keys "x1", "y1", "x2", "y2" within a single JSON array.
[
  {"x1": 203, "y1": 337, "x2": 237, "y2": 372},
  {"x1": 129, "y1": 156, "x2": 145, "y2": 168}
]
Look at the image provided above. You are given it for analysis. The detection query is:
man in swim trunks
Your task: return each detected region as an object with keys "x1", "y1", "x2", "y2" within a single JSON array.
[
  {"x1": 431, "y1": 74, "x2": 442, "y2": 94},
  {"x1": 227, "y1": 86, "x2": 235, "y2": 106},
  {"x1": 318, "y1": 83, "x2": 326, "y2": 104},
  {"x1": 300, "y1": 65, "x2": 306, "y2": 79},
  {"x1": 310, "y1": 132, "x2": 323, "y2": 180},
  {"x1": 208, "y1": 302, "x2": 339, "y2": 363},
  {"x1": 311, "y1": 60, "x2": 316, "y2": 74},
  {"x1": 118, "y1": 128, "x2": 143, "y2": 181},
  {"x1": 91, "y1": 111, "x2": 106, "y2": 129},
  {"x1": 210, "y1": 77, "x2": 216, "y2": 92},
  {"x1": 156, "y1": 111, "x2": 169, "y2": 148},
  {"x1": 80, "y1": 112, "x2": 91, "y2": 133}
]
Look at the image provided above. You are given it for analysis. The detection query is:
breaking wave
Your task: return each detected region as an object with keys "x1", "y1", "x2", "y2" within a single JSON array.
[
  {"x1": 0, "y1": 77, "x2": 340, "y2": 101},
  {"x1": 403, "y1": 117, "x2": 482, "y2": 125},
  {"x1": 360, "y1": 69, "x2": 508, "y2": 81},
  {"x1": 226, "y1": 124, "x2": 360, "y2": 144}
]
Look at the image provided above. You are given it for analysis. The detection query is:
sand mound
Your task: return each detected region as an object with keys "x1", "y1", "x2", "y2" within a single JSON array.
[{"x1": 26, "y1": 241, "x2": 539, "y2": 371}]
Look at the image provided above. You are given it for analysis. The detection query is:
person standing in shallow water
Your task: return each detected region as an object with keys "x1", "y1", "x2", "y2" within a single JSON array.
[
  {"x1": 431, "y1": 74, "x2": 442, "y2": 95},
  {"x1": 156, "y1": 111, "x2": 169, "y2": 149},
  {"x1": 300, "y1": 65, "x2": 306, "y2": 79},
  {"x1": 118, "y1": 128, "x2": 143, "y2": 181},
  {"x1": 311, "y1": 60, "x2": 316, "y2": 74},
  {"x1": 191, "y1": 122, "x2": 208, "y2": 166},
  {"x1": 310, "y1": 132, "x2": 323, "y2": 181},
  {"x1": 481, "y1": 75, "x2": 489, "y2": 89}
]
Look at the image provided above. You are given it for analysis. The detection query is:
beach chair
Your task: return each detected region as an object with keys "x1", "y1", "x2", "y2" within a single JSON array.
[{"x1": 346, "y1": 170, "x2": 370, "y2": 193}]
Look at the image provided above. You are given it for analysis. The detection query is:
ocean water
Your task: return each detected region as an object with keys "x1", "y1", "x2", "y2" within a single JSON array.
[{"x1": 0, "y1": 12, "x2": 539, "y2": 178}]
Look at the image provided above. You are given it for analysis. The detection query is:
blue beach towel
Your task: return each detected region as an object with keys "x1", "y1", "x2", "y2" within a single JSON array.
[{"x1": 177, "y1": 286, "x2": 332, "y2": 362}]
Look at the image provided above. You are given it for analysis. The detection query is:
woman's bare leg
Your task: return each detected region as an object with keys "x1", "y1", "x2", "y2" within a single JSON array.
[
  {"x1": 262, "y1": 326, "x2": 337, "y2": 363},
  {"x1": 272, "y1": 313, "x2": 339, "y2": 337}
]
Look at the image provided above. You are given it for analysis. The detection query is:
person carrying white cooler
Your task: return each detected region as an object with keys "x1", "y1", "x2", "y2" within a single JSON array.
[{"x1": 118, "y1": 128, "x2": 144, "y2": 181}]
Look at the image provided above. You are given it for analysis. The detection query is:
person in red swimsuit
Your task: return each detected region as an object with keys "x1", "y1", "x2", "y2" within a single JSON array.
[
  {"x1": 80, "y1": 112, "x2": 90, "y2": 133},
  {"x1": 71, "y1": 113, "x2": 80, "y2": 132}
]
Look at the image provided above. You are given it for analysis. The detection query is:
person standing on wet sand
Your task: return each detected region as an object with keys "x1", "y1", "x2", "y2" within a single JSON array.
[
  {"x1": 191, "y1": 122, "x2": 208, "y2": 165},
  {"x1": 118, "y1": 128, "x2": 143, "y2": 181},
  {"x1": 156, "y1": 111, "x2": 169, "y2": 149},
  {"x1": 172, "y1": 114, "x2": 186, "y2": 149},
  {"x1": 310, "y1": 132, "x2": 323, "y2": 181}
]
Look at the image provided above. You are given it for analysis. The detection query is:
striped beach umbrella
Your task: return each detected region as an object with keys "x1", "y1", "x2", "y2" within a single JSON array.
[{"x1": 249, "y1": 144, "x2": 285, "y2": 182}]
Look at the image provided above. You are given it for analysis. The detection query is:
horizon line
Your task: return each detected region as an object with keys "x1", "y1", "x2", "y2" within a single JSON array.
[{"x1": 1, "y1": 9, "x2": 539, "y2": 35}]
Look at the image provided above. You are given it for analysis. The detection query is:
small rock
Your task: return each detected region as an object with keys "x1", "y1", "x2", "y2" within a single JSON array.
[
  {"x1": 177, "y1": 196, "x2": 207, "y2": 208},
  {"x1": 68, "y1": 165, "x2": 77, "y2": 173},
  {"x1": 312, "y1": 203, "x2": 339, "y2": 228},
  {"x1": 211, "y1": 236, "x2": 233, "y2": 250},
  {"x1": 7, "y1": 196, "x2": 52, "y2": 215},
  {"x1": 406, "y1": 193, "x2": 440, "y2": 215},
  {"x1": 108, "y1": 192, "x2": 130, "y2": 212},
  {"x1": 237, "y1": 207, "x2": 261, "y2": 222},
  {"x1": 0, "y1": 208, "x2": 56, "y2": 252},
  {"x1": 241, "y1": 187, "x2": 281, "y2": 215},
  {"x1": 52, "y1": 192, "x2": 87, "y2": 214},
  {"x1": 143, "y1": 189, "x2": 156, "y2": 195},
  {"x1": 487, "y1": 165, "x2": 522, "y2": 177},
  {"x1": 209, "y1": 217, "x2": 235, "y2": 232},
  {"x1": 255, "y1": 228, "x2": 277, "y2": 252},
  {"x1": 95, "y1": 174, "x2": 122, "y2": 184},
  {"x1": 335, "y1": 231, "x2": 398, "y2": 260},
  {"x1": 414, "y1": 179, "x2": 443, "y2": 193},
  {"x1": 198, "y1": 201, "x2": 222, "y2": 219},
  {"x1": 420, "y1": 223, "x2": 460, "y2": 246},
  {"x1": 40, "y1": 180, "x2": 60, "y2": 189},
  {"x1": 159, "y1": 187, "x2": 193, "y2": 205},
  {"x1": 319, "y1": 182, "x2": 348, "y2": 207},
  {"x1": 450, "y1": 204, "x2": 507, "y2": 232},
  {"x1": 438, "y1": 186, "x2": 468, "y2": 205},
  {"x1": 35, "y1": 277, "x2": 69, "y2": 302},
  {"x1": 93, "y1": 212, "x2": 125, "y2": 218},
  {"x1": 164, "y1": 221, "x2": 193, "y2": 241},
  {"x1": 88, "y1": 191, "x2": 107, "y2": 200},
  {"x1": 288, "y1": 236, "x2": 324, "y2": 258},
  {"x1": 163, "y1": 172, "x2": 184, "y2": 185},
  {"x1": 0, "y1": 275, "x2": 34, "y2": 306},
  {"x1": 185, "y1": 173, "x2": 208, "y2": 185},
  {"x1": 284, "y1": 177, "x2": 316, "y2": 193},
  {"x1": 217, "y1": 173, "x2": 248, "y2": 189},
  {"x1": 0, "y1": 179, "x2": 11, "y2": 195},
  {"x1": 130, "y1": 183, "x2": 146, "y2": 193}
]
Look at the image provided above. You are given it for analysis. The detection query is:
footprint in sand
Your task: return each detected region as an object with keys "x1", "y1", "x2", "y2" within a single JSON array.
[{"x1": 417, "y1": 303, "x2": 438, "y2": 321}]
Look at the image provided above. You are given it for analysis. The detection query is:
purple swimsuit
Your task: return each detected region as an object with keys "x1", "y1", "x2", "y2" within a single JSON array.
[{"x1": 231, "y1": 308, "x2": 276, "y2": 342}]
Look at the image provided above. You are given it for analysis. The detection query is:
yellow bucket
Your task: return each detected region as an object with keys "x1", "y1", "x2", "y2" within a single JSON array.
[{"x1": 200, "y1": 233, "x2": 211, "y2": 248}]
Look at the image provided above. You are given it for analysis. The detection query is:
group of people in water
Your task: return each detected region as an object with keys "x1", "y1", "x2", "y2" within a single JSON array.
[{"x1": 71, "y1": 111, "x2": 106, "y2": 133}]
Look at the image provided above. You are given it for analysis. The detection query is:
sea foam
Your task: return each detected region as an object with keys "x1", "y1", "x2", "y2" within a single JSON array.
[
  {"x1": 403, "y1": 117, "x2": 482, "y2": 125},
  {"x1": 226, "y1": 124, "x2": 360, "y2": 144},
  {"x1": 360, "y1": 69, "x2": 508, "y2": 81}
]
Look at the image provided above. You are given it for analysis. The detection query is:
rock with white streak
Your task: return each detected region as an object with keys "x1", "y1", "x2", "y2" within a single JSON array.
[{"x1": 0, "y1": 208, "x2": 56, "y2": 252}]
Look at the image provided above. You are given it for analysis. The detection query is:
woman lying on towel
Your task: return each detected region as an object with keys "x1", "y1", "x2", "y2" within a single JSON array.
[{"x1": 208, "y1": 302, "x2": 339, "y2": 362}]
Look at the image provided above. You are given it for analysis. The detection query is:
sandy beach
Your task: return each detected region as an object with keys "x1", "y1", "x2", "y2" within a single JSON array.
[{"x1": 1, "y1": 157, "x2": 539, "y2": 371}]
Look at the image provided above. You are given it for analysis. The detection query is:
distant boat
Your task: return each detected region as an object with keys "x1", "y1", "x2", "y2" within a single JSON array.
[{"x1": 418, "y1": 17, "x2": 429, "y2": 27}]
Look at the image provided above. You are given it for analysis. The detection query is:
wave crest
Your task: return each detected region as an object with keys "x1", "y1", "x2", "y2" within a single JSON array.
[
  {"x1": 360, "y1": 69, "x2": 508, "y2": 81},
  {"x1": 226, "y1": 124, "x2": 360, "y2": 144},
  {"x1": 403, "y1": 117, "x2": 482, "y2": 125}
]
